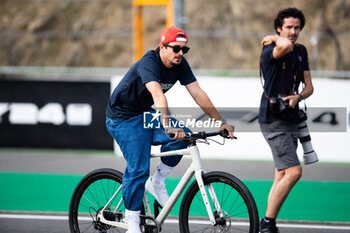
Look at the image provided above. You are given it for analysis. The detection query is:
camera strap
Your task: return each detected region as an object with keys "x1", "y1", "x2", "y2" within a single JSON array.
[
  {"x1": 259, "y1": 47, "x2": 272, "y2": 100},
  {"x1": 296, "y1": 43, "x2": 308, "y2": 112},
  {"x1": 282, "y1": 58, "x2": 298, "y2": 95},
  {"x1": 259, "y1": 47, "x2": 293, "y2": 100},
  {"x1": 259, "y1": 43, "x2": 306, "y2": 101}
]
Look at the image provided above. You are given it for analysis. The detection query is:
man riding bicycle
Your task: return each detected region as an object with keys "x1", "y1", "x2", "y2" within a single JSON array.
[{"x1": 106, "y1": 26, "x2": 234, "y2": 233}]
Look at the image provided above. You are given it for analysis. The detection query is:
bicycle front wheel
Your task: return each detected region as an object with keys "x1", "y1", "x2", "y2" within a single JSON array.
[
  {"x1": 68, "y1": 168, "x2": 126, "y2": 233},
  {"x1": 179, "y1": 171, "x2": 259, "y2": 233}
]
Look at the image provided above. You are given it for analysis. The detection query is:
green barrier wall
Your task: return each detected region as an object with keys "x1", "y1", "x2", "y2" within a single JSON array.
[{"x1": 0, "y1": 172, "x2": 349, "y2": 222}]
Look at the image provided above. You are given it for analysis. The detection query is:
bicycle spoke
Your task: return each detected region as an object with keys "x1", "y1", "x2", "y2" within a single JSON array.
[
  {"x1": 229, "y1": 196, "x2": 248, "y2": 218},
  {"x1": 69, "y1": 169, "x2": 130, "y2": 233},
  {"x1": 194, "y1": 194, "x2": 208, "y2": 214},
  {"x1": 179, "y1": 172, "x2": 259, "y2": 233},
  {"x1": 85, "y1": 183, "x2": 100, "y2": 209},
  {"x1": 80, "y1": 222, "x2": 94, "y2": 233},
  {"x1": 220, "y1": 183, "x2": 234, "y2": 208},
  {"x1": 100, "y1": 179, "x2": 108, "y2": 204}
]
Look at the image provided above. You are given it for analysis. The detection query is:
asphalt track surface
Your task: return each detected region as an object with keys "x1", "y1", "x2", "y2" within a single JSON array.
[
  {"x1": 1, "y1": 214, "x2": 350, "y2": 233},
  {"x1": 1, "y1": 149, "x2": 350, "y2": 233}
]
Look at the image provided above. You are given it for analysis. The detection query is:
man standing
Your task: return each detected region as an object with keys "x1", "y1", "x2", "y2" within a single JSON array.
[
  {"x1": 106, "y1": 26, "x2": 234, "y2": 233},
  {"x1": 259, "y1": 8, "x2": 314, "y2": 233}
]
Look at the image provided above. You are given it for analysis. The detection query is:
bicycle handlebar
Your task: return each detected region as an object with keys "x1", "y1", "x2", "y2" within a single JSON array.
[{"x1": 168, "y1": 130, "x2": 237, "y2": 141}]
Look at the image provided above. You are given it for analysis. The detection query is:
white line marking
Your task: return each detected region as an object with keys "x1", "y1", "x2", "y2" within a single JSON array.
[
  {"x1": 0, "y1": 214, "x2": 68, "y2": 220},
  {"x1": 278, "y1": 223, "x2": 350, "y2": 230},
  {"x1": 1, "y1": 214, "x2": 350, "y2": 231}
]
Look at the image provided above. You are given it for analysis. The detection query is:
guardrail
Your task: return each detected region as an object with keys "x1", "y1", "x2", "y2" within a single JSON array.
[{"x1": 1, "y1": 66, "x2": 350, "y2": 79}]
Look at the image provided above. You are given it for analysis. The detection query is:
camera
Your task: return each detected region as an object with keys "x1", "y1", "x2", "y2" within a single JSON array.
[
  {"x1": 298, "y1": 110, "x2": 319, "y2": 164},
  {"x1": 269, "y1": 95, "x2": 293, "y2": 117}
]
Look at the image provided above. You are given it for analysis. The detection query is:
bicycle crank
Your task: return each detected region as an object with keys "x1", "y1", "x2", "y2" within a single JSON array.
[{"x1": 93, "y1": 207, "x2": 124, "y2": 232}]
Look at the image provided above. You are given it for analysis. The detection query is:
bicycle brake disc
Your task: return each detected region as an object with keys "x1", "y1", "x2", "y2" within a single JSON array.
[{"x1": 214, "y1": 211, "x2": 231, "y2": 232}]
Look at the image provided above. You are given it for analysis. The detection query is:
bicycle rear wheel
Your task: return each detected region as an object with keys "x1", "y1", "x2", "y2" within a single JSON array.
[
  {"x1": 179, "y1": 171, "x2": 259, "y2": 233},
  {"x1": 69, "y1": 168, "x2": 126, "y2": 233}
]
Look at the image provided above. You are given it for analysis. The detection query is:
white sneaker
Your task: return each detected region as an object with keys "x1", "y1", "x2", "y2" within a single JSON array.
[{"x1": 145, "y1": 176, "x2": 169, "y2": 207}]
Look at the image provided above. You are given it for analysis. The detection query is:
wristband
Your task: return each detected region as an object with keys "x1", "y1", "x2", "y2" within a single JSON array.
[
  {"x1": 299, "y1": 94, "x2": 304, "y2": 102},
  {"x1": 220, "y1": 118, "x2": 227, "y2": 125}
]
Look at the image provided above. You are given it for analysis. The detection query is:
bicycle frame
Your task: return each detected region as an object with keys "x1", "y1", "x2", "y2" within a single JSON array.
[{"x1": 97, "y1": 143, "x2": 222, "y2": 230}]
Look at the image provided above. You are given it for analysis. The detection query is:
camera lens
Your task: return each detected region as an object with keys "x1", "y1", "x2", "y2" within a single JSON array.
[{"x1": 298, "y1": 120, "x2": 319, "y2": 164}]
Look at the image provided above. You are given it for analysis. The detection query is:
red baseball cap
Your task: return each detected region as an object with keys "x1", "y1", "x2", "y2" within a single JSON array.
[{"x1": 159, "y1": 26, "x2": 188, "y2": 44}]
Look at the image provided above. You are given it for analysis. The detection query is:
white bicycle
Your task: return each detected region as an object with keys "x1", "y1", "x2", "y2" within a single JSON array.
[{"x1": 68, "y1": 130, "x2": 259, "y2": 233}]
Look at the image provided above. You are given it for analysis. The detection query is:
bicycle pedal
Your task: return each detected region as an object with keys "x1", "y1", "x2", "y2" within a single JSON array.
[
  {"x1": 144, "y1": 224, "x2": 158, "y2": 233},
  {"x1": 140, "y1": 215, "x2": 160, "y2": 233},
  {"x1": 153, "y1": 200, "x2": 162, "y2": 218}
]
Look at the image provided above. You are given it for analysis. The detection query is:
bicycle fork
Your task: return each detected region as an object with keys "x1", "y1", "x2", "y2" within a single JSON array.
[{"x1": 195, "y1": 170, "x2": 222, "y2": 225}]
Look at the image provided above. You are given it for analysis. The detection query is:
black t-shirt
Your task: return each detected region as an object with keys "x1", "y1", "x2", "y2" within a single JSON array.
[
  {"x1": 106, "y1": 50, "x2": 197, "y2": 120},
  {"x1": 259, "y1": 43, "x2": 309, "y2": 123}
]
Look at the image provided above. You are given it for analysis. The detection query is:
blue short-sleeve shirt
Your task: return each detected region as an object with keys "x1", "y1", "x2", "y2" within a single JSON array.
[
  {"x1": 106, "y1": 50, "x2": 196, "y2": 120},
  {"x1": 259, "y1": 43, "x2": 309, "y2": 123}
]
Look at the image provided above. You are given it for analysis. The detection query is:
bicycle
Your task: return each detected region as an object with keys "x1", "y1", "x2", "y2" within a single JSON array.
[{"x1": 69, "y1": 130, "x2": 260, "y2": 233}]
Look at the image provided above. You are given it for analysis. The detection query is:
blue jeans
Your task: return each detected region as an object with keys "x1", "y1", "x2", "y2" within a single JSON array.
[{"x1": 106, "y1": 114, "x2": 191, "y2": 211}]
